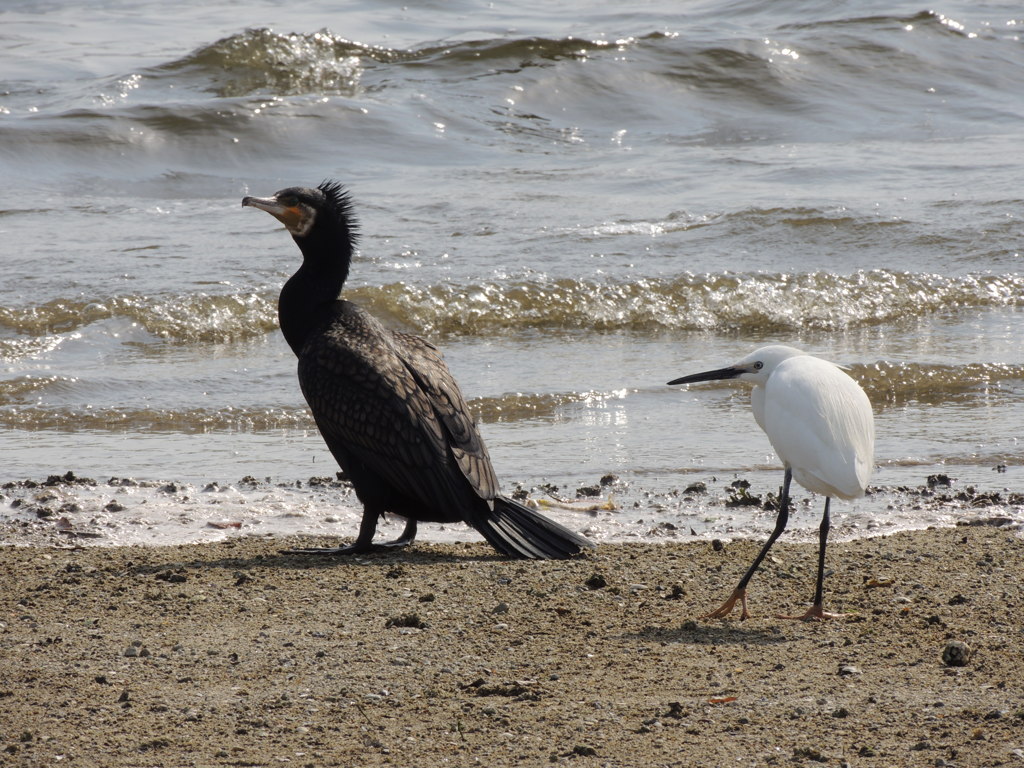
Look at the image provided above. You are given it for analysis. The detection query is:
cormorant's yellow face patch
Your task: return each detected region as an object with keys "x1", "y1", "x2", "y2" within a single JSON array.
[
  {"x1": 242, "y1": 195, "x2": 316, "y2": 237},
  {"x1": 280, "y1": 203, "x2": 316, "y2": 237},
  {"x1": 277, "y1": 205, "x2": 305, "y2": 230}
]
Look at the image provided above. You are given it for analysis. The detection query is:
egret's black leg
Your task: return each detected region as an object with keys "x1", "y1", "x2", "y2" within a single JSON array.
[
  {"x1": 781, "y1": 496, "x2": 845, "y2": 620},
  {"x1": 702, "y1": 468, "x2": 792, "y2": 620},
  {"x1": 811, "y1": 497, "x2": 831, "y2": 609},
  {"x1": 736, "y1": 468, "x2": 793, "y2": 591}
]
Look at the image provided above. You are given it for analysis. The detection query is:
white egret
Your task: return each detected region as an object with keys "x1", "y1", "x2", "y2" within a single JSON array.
[{"x1": 668, "y1": 345, "x2": 875, "y2": 620}]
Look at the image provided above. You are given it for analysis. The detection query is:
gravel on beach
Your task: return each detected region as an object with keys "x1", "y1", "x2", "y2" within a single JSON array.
[{"x1": 2, "y1": 525, "x2": 1023, "y2": 767}]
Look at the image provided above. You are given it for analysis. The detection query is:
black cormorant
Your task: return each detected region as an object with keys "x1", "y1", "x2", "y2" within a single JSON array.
[{"x1": 242, "y1": 181, "x2": 593, "y2": 559}]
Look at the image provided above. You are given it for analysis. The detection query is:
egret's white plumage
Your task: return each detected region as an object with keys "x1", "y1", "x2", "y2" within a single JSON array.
[
  {"x1": 748, "y1": 346, "x2": 873, "y2": 499},
  {"x1": 668, "y1": 344, "x2": 875, "y2": 620}
]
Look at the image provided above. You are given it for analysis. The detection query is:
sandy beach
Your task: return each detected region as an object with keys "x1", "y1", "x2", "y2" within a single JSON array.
[{"x1": 2, "y1": 524, "x2": 1022, "y2": 767}]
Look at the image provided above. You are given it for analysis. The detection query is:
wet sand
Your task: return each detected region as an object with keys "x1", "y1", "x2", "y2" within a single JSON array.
[{"x1": 2, "y1": 525, "x2": 1022, "y2": 767}]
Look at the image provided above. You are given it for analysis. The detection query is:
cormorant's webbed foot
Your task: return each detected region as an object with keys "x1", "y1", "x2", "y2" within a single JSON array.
[
  {"x1": 281, "y1": 542, "x2": 375, "y2": 556},
  {"x1": 282, "y1": 518, "x2": 417, "y2": 556}
]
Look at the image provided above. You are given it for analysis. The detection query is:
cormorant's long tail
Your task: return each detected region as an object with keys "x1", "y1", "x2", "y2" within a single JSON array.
[{"x1": 476, "y1": 497, "x2": 595, "y2": 560}]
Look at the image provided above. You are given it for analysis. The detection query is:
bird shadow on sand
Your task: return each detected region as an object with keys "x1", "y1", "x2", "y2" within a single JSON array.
[
  {"x1": 627, "y1": 621, "x2": 790, "y2": 647},
  {"x1": 126, "y1": 542, "x2": 525, "y2": 577}
]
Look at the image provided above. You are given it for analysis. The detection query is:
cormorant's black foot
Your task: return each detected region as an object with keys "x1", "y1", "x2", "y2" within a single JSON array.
[
  {"x1": 280, "y1": 544, "x2": 372, "y2": 556},
  {"x1": 281, "y1": 529, "x2": 416, "y2": 556}
]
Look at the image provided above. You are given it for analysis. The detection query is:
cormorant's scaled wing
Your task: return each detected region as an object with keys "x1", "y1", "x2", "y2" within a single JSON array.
[
  {"x1": 391, "y1": 330, "x2": 501, "y2": 499},
  {"x1": 296, "y1": 305, "x2": 498, "y2": 514}
]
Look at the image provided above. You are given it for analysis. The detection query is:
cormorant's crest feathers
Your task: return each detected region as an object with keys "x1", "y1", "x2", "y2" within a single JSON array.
[{"x1": 318, "y1": 180, "x2": 360, "y2": 243}]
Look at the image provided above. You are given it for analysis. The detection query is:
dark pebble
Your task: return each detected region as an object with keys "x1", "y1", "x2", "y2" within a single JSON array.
[
  {"x1": 584, "y1": 573, "x2": 608, "y2": 590},
  {"x1": 942, "y1": 640, "x2": 972, "y2": 667}
]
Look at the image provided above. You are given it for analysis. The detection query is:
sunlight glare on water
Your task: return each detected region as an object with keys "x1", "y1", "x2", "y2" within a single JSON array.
[{"x1": 1, "y1": 0, "x2": 1022, "y2": 545}]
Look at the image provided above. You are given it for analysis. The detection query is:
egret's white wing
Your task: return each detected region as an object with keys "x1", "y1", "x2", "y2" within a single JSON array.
[{"x1": 762, "y1": 356, "x2": 874, "y2": 499}]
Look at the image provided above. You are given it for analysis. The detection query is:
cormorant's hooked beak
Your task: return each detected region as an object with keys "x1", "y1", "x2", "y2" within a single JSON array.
[
  {"x1": 243, "y1": 194, "x2": 294, "y2": 222},
  {"x1": 242, "y1": 195, "x2": 309, "y2": 235},
  {"x1": 667, "y1": 365, "x2": 745, "y2": 386}
]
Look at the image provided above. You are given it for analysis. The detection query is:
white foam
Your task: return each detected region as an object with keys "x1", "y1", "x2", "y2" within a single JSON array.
[{"x1": 2, "y1": 466, "x2": 1020, "y2": 549}]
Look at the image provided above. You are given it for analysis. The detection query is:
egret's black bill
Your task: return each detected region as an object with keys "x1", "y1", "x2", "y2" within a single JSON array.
[{"x1": 667, "y1": 366, "x2": 743, "y2": 386}]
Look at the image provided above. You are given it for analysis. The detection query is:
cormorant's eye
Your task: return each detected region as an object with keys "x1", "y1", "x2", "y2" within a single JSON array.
[
  {"x1": 753, "y1": 361, "x2": 764, "y2": 370},
  {"x1": 279, "y1": 195, "x2": 298, "y2": 207}
]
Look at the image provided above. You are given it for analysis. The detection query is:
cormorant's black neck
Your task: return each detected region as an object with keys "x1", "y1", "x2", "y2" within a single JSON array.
[{"x1": 278, "y1": 216, "x2": 354, "y2": 357}]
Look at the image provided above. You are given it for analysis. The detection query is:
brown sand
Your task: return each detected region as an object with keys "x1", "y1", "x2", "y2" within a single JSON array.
[{"x1": 1, "y1": 525, "x2": 1022, "y2": 767}]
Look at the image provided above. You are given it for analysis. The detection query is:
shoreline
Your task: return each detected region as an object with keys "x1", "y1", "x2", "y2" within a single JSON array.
[
  {"x1": 2, "y1": 526, "x2": 1023, "y2": 766},
  {"x1": 2, "y1": 469, "x2": 1022, "y2": 550}
]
